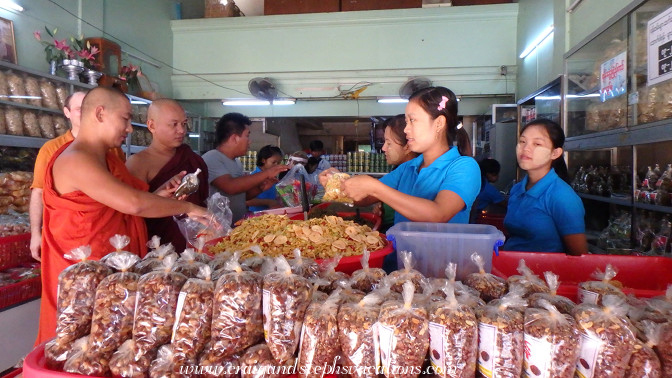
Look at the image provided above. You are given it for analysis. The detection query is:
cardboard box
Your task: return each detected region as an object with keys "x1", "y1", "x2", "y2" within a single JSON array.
[
  {"x1": 264, "y1": 0, "x2": 340, "y2": 15},
  {"x1": 341, "y1": 0, "x2": 421, "y2": 12}
]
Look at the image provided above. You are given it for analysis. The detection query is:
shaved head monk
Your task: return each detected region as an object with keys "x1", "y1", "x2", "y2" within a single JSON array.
[
  {"x1": 126, "y1": 99, "x2": 209, "y2": 251},
  {"x1": 36, "y1": 87, "x2": 209, "y2": 345}
]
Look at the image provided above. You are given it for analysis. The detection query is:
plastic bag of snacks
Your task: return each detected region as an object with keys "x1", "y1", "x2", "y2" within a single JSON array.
[
  {"x1": 276, "y1": 163, "x2": 318, "y2": 207},
  {"x1": 577, "y1": 264, "x2": 625, "y2": 305},
  {"x1": 53, "y1": 115, "x2": 68, "y2": 136},
  {"x1": 322, "y1": 172, "x2": 353, "y2": 203},
  {"x1": 55, "y1": 246, "x2": 112, "y2": 344},
  {"x1": 298, "y1": 293, "x2": 341, "y2": 378},
  {"x1": 387, "y1": 251, "x2": 425, "y2": 294},
  {"x1": 653, "y1": 321, "x2": 672, "y2": 377},
  {"x1": 241, "y1": 245, "x2": 268, "y2": 273},
  {"x1": 378, "y1": 281, "x2": 429, "y2": 378},
  {"x1": 211, "y1": 252, "x2": 264, "y2": 358},
  {"x1": 317, "y1": 256, "x2": 348, "y2": 294},
  {"x1": 624, "y1": 320, "x2": 662, "y2": 378},
  {"x1": 350, "y1": 249, "x2": 387, "y2": 293},
  {"x1": 6, "y1": 71, "x2": 26, "y2": 104},
  {"x1": 133, "y1": 255, "x2": 188, "y2": 356},
  {"x1": 476, "y1": 290, "x2": 527, "y2": 378},
  {"x1": 309, "y1": 278, "x2": 330, "y2": 302},
  {"x1": 210, "y1": 248, "x2": 234, "y2": 272},
  {"x1": 427, "y1": 282, "x2": 478, "y2": 378},
  {"x1": 523, "y1": 300, "x2": 581, "y2": 378},
  {"x1": 176, "y1": 192, "x2": 233, "y2": 247},
  {"x1": 100, "y1": 234, "x2": 132, "y2": 267},
  {"x1": 63, "y1": 336, "x2": 113, "y2": 376},
  {"x1": 506, "y1": 259, "x2": 549, "y2": 298},
  {"x1": 240, "y1": 343, "x2": 288, "y2": 378},
  {"x1": 464, "y1": 252, "x2": 507, "y2": 302},
  {"x1": 191, "y1": 235, "x2": 213, "y2": 264},
  {"x1": 334, "y1": 280, "x2": 366, "y2": 303},
  {"x1": 44, "y1": 338, "x2": 72, "y2": 371},
  {"x1": 263, "y1": 256, "x2": 312, "y2": 364},
  {"x1": 528, "y1": 271, "x2": 576, "y2": 315},
  {"x1": 39, "y1": 77, "x2": 59, "y2": 109},
  {"x1": 172, "y1": 265, "x2": 215, "y2": 363},
  {"x1": 109, "y1": 339, "x2": 153, "y2": 378},
  {"x1": 172, "y1": 248, "x2": 208, "y2": 278},
  {"x1": 289, "y1": 248, "x2": 320, "y2": 279},
  {"x1": 198, "y1": 343, "x2": 240, "y2": 378},
  {"x1": 89, "y1": 251, "x2": 141, "y2": 357},
  {"x1": 444, "y1": 262, "x2": 480, "y2": 298},
  {"x1": 337, "y1": 292, "x2": 383, "y2": 378},
  {"x1": 148, "y1": 344, "x2": 179, "y2": 378},
  {"x1": 135, "y1": 243, "x2": 177, "y2": 275},
  {"x1": 573, "y1": 295, "x2": 637, "y2": 378},
  {"x1": 144, "y1": 235, "x2": 162, "y2": 257},
  {"x1": 22, "y1": 110, "x2": 41, "y2": 137}
]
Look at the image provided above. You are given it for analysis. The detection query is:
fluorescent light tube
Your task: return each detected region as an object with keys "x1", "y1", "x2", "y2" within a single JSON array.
[
  {"x1": 222, "y1": 99, "x2": 295, "y2": 106},
  {"x1": 519, "y1": 25, "x2": 554, "y2": 59},
  {"x1": 0, "y1": 0, "x2": 23, "y2": 12},
  {"x1": 377, "y1": 98, "x2": 409, "y2": 104},
  {"x1": 130, "y1": 100, "x2": 150, "y2": 105},
  {"x1": 188, "y1": 133, "x2": 200, "y2": 138}
]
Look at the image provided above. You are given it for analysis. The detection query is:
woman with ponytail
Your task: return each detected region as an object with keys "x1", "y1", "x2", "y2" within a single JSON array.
[
  {"x1": 321, "y1": 86, "x2": 480, "y2": 225},
  {"x1": 502, "y1": 118, "x2": 587, "y2": 255}
]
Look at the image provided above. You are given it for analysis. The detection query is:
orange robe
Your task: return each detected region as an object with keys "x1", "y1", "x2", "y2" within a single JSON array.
[{"x1": 35, "y1": 141, "x2": 148, "y2": 345}]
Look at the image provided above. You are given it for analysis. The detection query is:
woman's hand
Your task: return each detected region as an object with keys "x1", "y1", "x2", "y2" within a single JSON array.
[
  {"x1": 154, "y1": 171, "x2": 187, "y2": 199},
  {"x1": 343, "y1": 175, "x2": 379, "y2": 202},
  {"x1": 318, "y1": 167, "x2": 340, "y2": 187}
]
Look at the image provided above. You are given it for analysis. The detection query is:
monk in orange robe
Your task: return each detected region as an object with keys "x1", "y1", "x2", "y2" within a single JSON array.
[{"x1": 36, "y1": 87, "x2": 210, "y2": 345}]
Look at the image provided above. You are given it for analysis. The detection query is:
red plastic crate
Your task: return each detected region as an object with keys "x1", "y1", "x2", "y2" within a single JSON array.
[
  {"x1": 1, "y1": 368, "x2": 22, "y2": 378},
  {"x1": 492, "y1": 251, "x2": 672, "y2": 302},
  {"x1": 0, "y1": 275, "x2": 41, "y2": 309},
  {"x1": 0, "y1": 233, "x2": 32, "y2": 270}
]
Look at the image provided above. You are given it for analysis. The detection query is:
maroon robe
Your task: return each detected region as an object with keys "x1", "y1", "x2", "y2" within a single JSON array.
[{"x1": 147, "y1": 144, "x2": 209, "y2": 251}]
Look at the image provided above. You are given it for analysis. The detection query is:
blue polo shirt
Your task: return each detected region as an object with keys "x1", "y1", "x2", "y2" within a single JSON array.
[
  {"x1": 503, "y1": 168, "x2": 585, "y2": 253},
  {"x1": 379, "y1": 147, "x2": 480, "y2": 224},
  {"x1": 476, "y1": 181, "x2": 505, "y2": 211},
  {"x1": 248, "y1": 167, "x2": 277, "y2": 212}
]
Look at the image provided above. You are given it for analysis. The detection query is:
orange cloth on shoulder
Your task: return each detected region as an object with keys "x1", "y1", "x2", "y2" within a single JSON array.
[{"x1": 35, "y1": 141, "x2": 148, "y2": 346}]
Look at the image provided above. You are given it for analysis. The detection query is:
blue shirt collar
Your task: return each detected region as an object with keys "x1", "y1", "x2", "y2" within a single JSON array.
[
  {"x1": 520, "y1": 168, "x2": 558, "y2": 198},
  {"x1": 408, "y1": 147, "x2": 461, "y2": 170}
]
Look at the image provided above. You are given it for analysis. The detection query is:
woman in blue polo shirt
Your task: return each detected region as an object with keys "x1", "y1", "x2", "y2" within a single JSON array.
[
  {"x1": 330, "y1": 86, "x2": 480, "y2": 224},
  {"x1": 503, "y1": 118, "x2": 587, "y2": 255}
]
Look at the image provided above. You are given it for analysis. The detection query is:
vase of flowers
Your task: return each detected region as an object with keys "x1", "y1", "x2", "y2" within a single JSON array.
[
  {"x1": 34, "y1": 27, "x2": 100, "y2": 81},
  {"x1": 119, "y1": 63, "x2": 141, "y2": 94}
]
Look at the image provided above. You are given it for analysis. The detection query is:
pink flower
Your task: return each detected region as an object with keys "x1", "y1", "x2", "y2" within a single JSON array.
[
  {"x1": 53, "y1": 39, "x2": 69, "y2": 51},
  {"x1": 33, "y1": 31, "x2": 41, "y2": 41}
]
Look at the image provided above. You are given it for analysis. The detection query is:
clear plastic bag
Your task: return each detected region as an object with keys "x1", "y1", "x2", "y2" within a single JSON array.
[
  {"x1": 476, "y1": 290, "x2": 526, "y2": 378},
  {"x1": 211, "y1": 253, "x2": 264, "y2": 358},
  {"x1": 44, "y1": 338, "x2": 73, "y2": 371},
  {"x1": 573, "y1": 295, "x2": 637, "y2": 378},
  {"x1": 378, "y1": 281, "x2": 429, "y2": 378},
  {"x1": 350, "y1": 249, "x2": 386, "y2": 293},
  {"x1": 298, "y1": 294, "x2": 341, "y2": 378},
  {"x1": 240, "y1": 344, "x2": 288, "y2": 378},
  {"x1": 56, "y1": 245, "x2": 112, "y2": 344},
  {"x1": 428, "y1": 283, "x2": 478, "y2": 378},
  {"x1": 624, "y1": 321, "x2": 662, "y2": 378},
  {"x1": 198, "y1": 344, "x2": 241, "y2": 378},
  {"x1": 464, "y1": 252, "x2": 507, "y2": 302},
  {"x1": 289, "y1": 248, "x2": 320, "y2": 279},
  {"x1": 654, "y1": 321, "x2": 672, "y2": 377},
  {"x1": 89, "y1": 251, "x2": 141, "y2": 358},
  {"x1": 63, "y1": 336, "x2": 111, "y2": 376},
  {"x1": 262, "y1": 256, "x2": 312, "y2": 363},
  {"x1": 172, "y1": 248, "x2": 208, "y2": 278},
  {"x1": 109, "y1": 339, "x2": 153, "y2": 378},
  {"x1": 318, "y1": 256, "x2": 349, "y2": 294},
  {"x1": 175, "y1": 192, "x2": 233, "y2": 248},
  {"x1": 506, "y1": 259, "x2": 549, "y2": 298},
  {"x1": 338, "y1": 292, "x2": 383, "y2": 378},
  {"x1": 276, "y1": 164, "x2": 318, "y2": 207},
  {"x1": 172, "y1": 265, "x2": 215, "y2": 363},
  {"x1": 528, "y1": 271, "x2": 576, "y2": 315},
  {"x1": 148, "y1": 344, "x2": 179, "y2": 378},
  {"x1": 135, "y1": 243, "x2": 178, "y2": 275},
  {"x1": 132, "y1": 255, "x2": 188, "y2": 356},
  {"x1": 322, "y1": 172, "x2": 353, "y2": 203},
  {"x1": 578, "y1": 264, "x2": 625, "y2": 305},
  {"x1": 523, "y1": 300, "x2": 581, "y2": 378},
  {"x1": 387, "y1": 251, "x2": 425, "y2": 293}
]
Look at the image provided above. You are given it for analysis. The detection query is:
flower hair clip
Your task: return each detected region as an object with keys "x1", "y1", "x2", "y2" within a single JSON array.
[{"x1": 437, "y1": 96, "x2": 449, "y2": 111}]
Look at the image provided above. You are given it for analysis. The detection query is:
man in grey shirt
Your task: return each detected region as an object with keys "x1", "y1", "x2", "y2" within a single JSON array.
[{"x1": 202, "y1": 113, "x2": 288, "y2": 223}]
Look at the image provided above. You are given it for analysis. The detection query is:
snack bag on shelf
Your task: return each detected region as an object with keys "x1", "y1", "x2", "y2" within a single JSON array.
[
  {"x1": 276, "y1": 164, "x2": 318, "y2": 207},
  {"x1": 55, "y1": 246, "x2": 112, "y2": 344},
  {"x1": 523, "y1": 300, "x2": 581, "y2": 378},
  {"x1": 464, "y1": 252, "x2": 508, "y2": 302},
  {"x1": 350, "y1": 248, "x2": 386, "y2": 293},
  {"x1": 172, "y1": 265, "x2": 215, "y2": 363},
  {"x1": 528, "y1": 271, "x2": 576, "y2": 315},
  {"x1": 297, "y1": 294, "x2": 341, "y2": 378},
  {"x1": 262, "y1": 256, "x2": 311, "y2": 363},
  {"x1": 337, "y1": 292, "x2": 383, "y2": 378},
  {"x1": 476, "y1": 290, "x2": 526, "y2": 378},
  {"x1": 428, "y1": 283, "x2": 478, "y2": 378},
  {"x1": 132, "y1": 254, "x2": 188, "y2": 356},
  {"x1": 573, "y1": 295, "x2": 637, "y2": 378},
  {"x1": 387, "y1": 251, "x2": 424, "y2": 294},
  {"x1": 577, "y1": 264, "x2": 625, "y2": 305},
  {"x1": 211, "y1": 253, "x2": 264, "y2": 358},
  {"x1": 175, "y1": 192, "x2": 233, "y2": 247},
  {"x1": 377, "y1": 281, "x2": 429, "y2": 378},
  {"x1": 322, "y1": 172, "x2": 353, "y2": 203}
]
